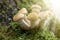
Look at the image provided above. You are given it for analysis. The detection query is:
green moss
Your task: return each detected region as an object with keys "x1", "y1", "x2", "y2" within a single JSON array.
[
  {"x1": 0, "y1": 25, "x2": 58, "y2": 40},
  {"x1": 56, "y1": 20, "x2": 60, "y2": 38}
]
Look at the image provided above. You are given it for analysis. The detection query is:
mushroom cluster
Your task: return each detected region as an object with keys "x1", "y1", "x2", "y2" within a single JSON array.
[{"x1": 13, "y1": 4, "x2": 54, "y2": 30}]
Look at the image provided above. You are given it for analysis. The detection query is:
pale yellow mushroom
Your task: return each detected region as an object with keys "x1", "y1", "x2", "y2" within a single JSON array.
[
  {"x1": 27, "y1": 12, "x2": 40, "y2": 21},
  {"x1": 31, "y1": 4, "x2": 41, "y2": 13},
  {"x1": 27, "y1": 5, "x2": 41, "y2": 29},
  {"x1": 27, "y1": 4, "x2": 41, "y2": 21},
  {"x1": 13, "y1": 8, "x2": 27, "y2": 21}
]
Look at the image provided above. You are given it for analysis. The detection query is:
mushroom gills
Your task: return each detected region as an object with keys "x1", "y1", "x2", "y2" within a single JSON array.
[{"x1": 19, "y1": 19, "x2": 31, "y2": 29}]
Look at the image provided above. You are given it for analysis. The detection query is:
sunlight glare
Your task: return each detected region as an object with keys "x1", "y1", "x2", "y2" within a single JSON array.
[{"x1": 50, "y1": 0, "x2": 60, "y2": 20}]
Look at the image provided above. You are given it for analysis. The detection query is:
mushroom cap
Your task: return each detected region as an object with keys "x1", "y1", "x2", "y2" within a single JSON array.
[
  {"x1": 27, "y1": 12, "x2": 39, "y2": 21},
  {"x1": 18, "y1": 8, "x2": 28, "y2": 14},
  {"x1": 13, "y1": 14, "x2": 24, "y2": 21},
  {"x1": 13, "y1": 8, "x2": 27, "y2": 21},
  {"x1": 31, "y1": 4, "x2": 41, "y2": 10}
]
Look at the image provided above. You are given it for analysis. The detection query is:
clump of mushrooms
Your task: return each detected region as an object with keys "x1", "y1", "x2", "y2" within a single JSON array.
[
  {"x1": 13, "y1": 4, "x2": 54, "y2": 30},
  {"x1": 13, "y1": 5, "x2": 42, "y2": 30},
  {"x1": 13, "y1": 8, "x2": 31, "y2": 30}
]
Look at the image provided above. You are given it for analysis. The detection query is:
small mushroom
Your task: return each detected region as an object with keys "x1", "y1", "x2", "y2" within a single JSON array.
[
  {"x1": 13, "y1": 8, "x2": 28, "y2": 21},
  {"x1": 27, "y1": 12, "x2": 40, "y2": 21},
  {"x1": 27, "y1": 5, "x2": 41, "y2": 29},
  {"x1": 31, "y1": 4, "x2": 41, "y2": 13},
  {"x1": 27, "y1": 4, "x2": 41, "y2": 21}
]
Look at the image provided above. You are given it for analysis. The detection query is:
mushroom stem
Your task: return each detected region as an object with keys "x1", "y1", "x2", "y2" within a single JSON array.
[{"x1": 19, "y1": 18, "x2": 31, "y2": 30}]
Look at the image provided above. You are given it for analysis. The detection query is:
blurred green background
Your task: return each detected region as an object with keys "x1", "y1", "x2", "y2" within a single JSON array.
[{"x1": 0, "y1": 0, "x2": 60, "y2": 40}]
